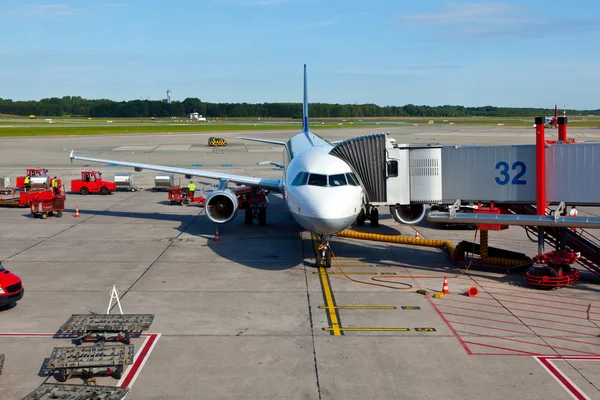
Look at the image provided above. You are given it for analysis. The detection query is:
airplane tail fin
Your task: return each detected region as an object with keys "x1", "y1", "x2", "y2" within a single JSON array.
[{"x1": 302, "y1": 64, "x2": 309, "y2": 134}]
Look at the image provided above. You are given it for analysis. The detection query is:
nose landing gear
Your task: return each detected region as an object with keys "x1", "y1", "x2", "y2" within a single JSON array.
[{"x1": 316, "y1": 236, "x2": 332, "y2": 268}]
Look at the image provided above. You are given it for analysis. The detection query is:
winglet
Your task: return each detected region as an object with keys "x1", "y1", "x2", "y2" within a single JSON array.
[
  {"x1": 302, "y1": 64, "x2": 309, "y2": 134},
  {"x1": 69, "y1": 149, "x2": 74, "y2": 159}
]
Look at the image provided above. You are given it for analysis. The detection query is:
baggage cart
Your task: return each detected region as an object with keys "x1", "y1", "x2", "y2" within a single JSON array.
[
  {"x1": 113, "y1": 173, "x2": 137, "y2": 192},
  {"x1": 153, "y1": 174, "x2": 174, "y2": 191},
  {"x1": 58, "y1": 313, "x2": 154, "y2": 345},
  {"x1": 30, "y1": 196, "x2": 65, "y2": 219},
  {"x1": 22, "y1": 383, "x2": 129, "y2": 400},
  {"x1": 43, "y1": 345, "x2": 134, "y2": 383}
]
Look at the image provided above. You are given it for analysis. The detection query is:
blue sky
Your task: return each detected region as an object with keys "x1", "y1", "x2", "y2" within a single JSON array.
[{"x1": 1, "y1": 0, "x2": 599, "y2": 108}]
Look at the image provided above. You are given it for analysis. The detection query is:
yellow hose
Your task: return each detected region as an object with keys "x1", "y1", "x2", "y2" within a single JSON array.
[{"x1": 336, "y1": 229, "x2": 530, "y2": 268}]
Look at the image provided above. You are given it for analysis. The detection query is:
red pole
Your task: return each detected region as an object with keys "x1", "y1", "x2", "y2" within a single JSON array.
[
  {"x1": 535, "y1": 117, "x2": 546, "y2": 215},
  {"x1": 558, "y1": 116, "x2": 567, "y2": 142}
]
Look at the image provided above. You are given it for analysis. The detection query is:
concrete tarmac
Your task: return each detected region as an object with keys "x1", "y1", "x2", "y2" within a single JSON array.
[{"x1": 0, "y1": 125, "x2": 599, "y2": 399}]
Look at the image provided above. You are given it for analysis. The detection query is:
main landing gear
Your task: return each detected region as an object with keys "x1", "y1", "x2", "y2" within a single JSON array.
[
  {"x1": 356, "y1": 206, "x2": 379, "y2": 227},
  {"x1": 316, "y1": 235, "x2": 332, "y2": 268}
]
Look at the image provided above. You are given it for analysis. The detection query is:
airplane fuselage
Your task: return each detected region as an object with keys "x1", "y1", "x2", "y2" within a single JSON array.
[{"x1": 282, "y1": 131, "x2": 363, "y2": 235}]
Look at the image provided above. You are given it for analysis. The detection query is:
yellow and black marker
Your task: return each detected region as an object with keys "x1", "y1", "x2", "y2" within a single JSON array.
[{"x1": 208, "y1": 137, "x2": 228, "y2": 147}]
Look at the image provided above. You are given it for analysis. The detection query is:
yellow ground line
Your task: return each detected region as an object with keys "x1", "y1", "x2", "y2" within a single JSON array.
[
  {"x1": 318, "y1": 305, "x2": 397, "y2": 310},
  {"x1": 319, "y1": 266, "x2": 341, "y2": 336},
  {"x1": 323, "y1": 327, "x2": 410, "y2": 332}
]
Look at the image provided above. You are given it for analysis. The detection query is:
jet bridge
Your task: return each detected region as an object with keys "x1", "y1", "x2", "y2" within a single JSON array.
[
  {"x1": 329, "y1": 127, "x2": 600, "y2": 275},
  {"x1": 330, "y1": 134, "x2": 442, "y2": 224},
  {"x1": 329, "y1": 132, "x2": 600, "y2": 225}
]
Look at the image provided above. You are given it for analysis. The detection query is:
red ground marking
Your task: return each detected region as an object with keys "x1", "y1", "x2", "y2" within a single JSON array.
[
  {"x1": 445, "y1": 312, "x2": 600, "y2": 337},
  {"x1": 455, "y1": 294, "x2": 600, "y2": 316},
  {"x1": 447, "y1": 320, "x2": 535, "y2": 336},
  {"x1": 437, "y1": 302, "x2": 600, "y2": 328},
  {"x1": 120, "y1": 333, "x2": 159, "y2": 388},
  {"x1": 449, "y1": 320, "x2": 600, "y2": 348},
  {"x1": 463, "y1": 341, "x2": 541, "y2": 355},
  {"x1": 455, "y1": 330, "x2": 599, "y2": 355},
  {"x1": 440, "y1": 298, "x2": 600, "y2": 322},
  {"x1": 475, "y1": 282, "x2": 600, "y2": 304},
  {"x1": 491, "y1": 292, "x2": 600, "y2": 309},
  {"x1": 435, "y1": 303, "x2": 515, "y2": 317},
  {"x1": 404, "y1": 267, "x2": 473, "y2": 355},
  {"x1": 536, "y1": 356, "x2": 596, "y2": 400}
]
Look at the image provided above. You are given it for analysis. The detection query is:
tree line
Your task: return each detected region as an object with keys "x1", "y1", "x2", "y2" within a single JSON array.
[{"x1": 0, "y1": 96, "x2": 597, "y2": 118}]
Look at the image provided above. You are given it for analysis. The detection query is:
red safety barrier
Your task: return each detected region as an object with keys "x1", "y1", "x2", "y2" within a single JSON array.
[{"x1": 525, "y1": 269, "x2": 580, "y2": 288}]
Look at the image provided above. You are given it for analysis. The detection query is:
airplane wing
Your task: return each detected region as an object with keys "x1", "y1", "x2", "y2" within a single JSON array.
[
  {"x1": 237, "y1": 137, "x2": 287, "y2": 146},
  {"x1": 69, "y1": 151, "x2": 282, "y2": 192}
]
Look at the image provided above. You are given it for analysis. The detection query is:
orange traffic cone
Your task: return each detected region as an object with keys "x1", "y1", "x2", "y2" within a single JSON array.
[
  {"x1": 214, "y1": 228, "x2": 220, "y2": 243},
  {"x1": 442, "y1": 275, "x2": 450, "y2": 294},
  {"x1": 74, "y1": 207, "x2": 80, "y2": 218},
  {"x1": 415, "y1": 230, "x2": 420, "y2": 239},
  {"x1": 465, "y1": 286, "x2": 478, "y2": 297}
]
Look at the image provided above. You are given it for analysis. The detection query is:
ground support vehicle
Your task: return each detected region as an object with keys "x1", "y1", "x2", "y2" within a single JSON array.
[
  {"x1": 0, "y1": 187, "x2": 57, "y2": 208},
  {"x1": 16, "y1": 168, "x2": 50, "y2": 189},
  {"x1": 22, "y1": 383, "x2": 129, "y2": 400},
  {"x1": 43, "y1": 345, "x2": 134, "y2": 383},
  {"x1": 58, "y1": 314, "x2": 154, "y2": 345},
  {"x1": 0, "y1": 263, "x2": 24, "y2": 307},
  {"x1": 71, "y1": 171, "x2": 116, "y2": 195},
  {"x1": 208, "y1": 137, "x2": 227, "y2": 146},
  {"x1": 30, "y1": 194, "x2": 65, "y2": 219},
  {"x1": 526, "y1": 249, "x2": 581, "y2": 288},
  {"x1": 168, "y1": 186, "x2": 205, "y2": 206}
]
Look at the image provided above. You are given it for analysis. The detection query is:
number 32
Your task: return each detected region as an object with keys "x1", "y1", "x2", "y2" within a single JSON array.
[{"x1": 495, "y1": 161, "x2": 526, "y2": 185}]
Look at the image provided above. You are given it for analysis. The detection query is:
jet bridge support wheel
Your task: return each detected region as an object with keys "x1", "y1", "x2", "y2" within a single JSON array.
[{"x1": 370, "y1": 207, "x2": 379, "y2": 227}]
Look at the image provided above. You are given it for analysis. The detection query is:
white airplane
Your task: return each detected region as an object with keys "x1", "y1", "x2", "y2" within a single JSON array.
[{"x1": 70, "y1": 65, "x2": 364, "y2": 267}]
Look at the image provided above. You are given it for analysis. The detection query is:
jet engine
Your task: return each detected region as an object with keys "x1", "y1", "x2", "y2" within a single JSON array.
[
  {"x1": 206, "y1": 189, "x2": 238, "y2": 223},
  {"x1": 389, "y1": 204, "x2": 427, "y2": 225}
]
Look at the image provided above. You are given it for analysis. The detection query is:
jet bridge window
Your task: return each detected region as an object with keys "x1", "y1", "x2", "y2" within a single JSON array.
[
  {"x1": 346, "y1": 173, "x2": 359, "y2": 186},
  {"x1": 329, "y1": 174, "x2": 347, "y2": 187},
  {"x1": 387, "y1": 160, "x2": 398, "y2": 177},
  {"x1": 308, "y1": 173, "x2": 327, "y2": 187},
  {"x1": 291, "y1": 171, "x2": 309, "y2": 186}
]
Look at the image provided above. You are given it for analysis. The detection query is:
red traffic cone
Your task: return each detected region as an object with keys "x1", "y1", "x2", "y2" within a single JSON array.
[
  {"x1": 415, "y1": 230, "x2": 420, "y2": 239},
  {"x1": 74, "y1": 207, "x2": 80, "y2": 218},
  {"x1": 465, "y1": 286, "x2": 478, "y2": 297},
  {"x1": 214, "y1": 228, "x2": 220, "y2": 243},
  {"x1": 442, "y1": 275, "x2": 450, "y2": 294}
]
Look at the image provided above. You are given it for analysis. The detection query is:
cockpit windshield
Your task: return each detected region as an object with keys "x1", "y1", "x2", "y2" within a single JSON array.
[
  {"x1": 292, "y1": 172, "x2": 309, "y2": 186},
  {"x1": 291, "y1": 172, "x2": 358, "y2": 188},
  {"x1": 308, "y1": 173, "x2": 327, "y2": 187},
  {"x1": 329, "y1": 174, "x2": 347, "y2": 187},
  {"x1": 346, "y1": 173, "x2": 359, "y2": 186}
]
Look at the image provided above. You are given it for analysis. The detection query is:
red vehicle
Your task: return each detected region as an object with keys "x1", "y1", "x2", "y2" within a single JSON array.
[
  {"x1": 0, "y1": 263, "x2": 24, "y2": 308},
  {"x1": 71, "y1": 170, "x2": 116, "y2": 195},
  {"x1": 168, "y1": 186, "x2": 206, "y2": 206},
  {"x1": 0, "y1": 187, "x2": 57, "y2": 208},
  {"x1": 16, "y1": 168, "x2": 50, "y2": 189}
]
